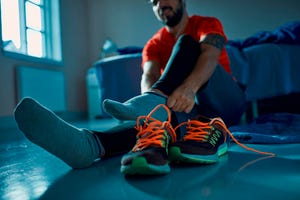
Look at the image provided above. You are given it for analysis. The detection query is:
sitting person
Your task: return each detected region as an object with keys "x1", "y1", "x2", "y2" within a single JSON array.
[{"x1": 14, "y1": 0, "x2": 273, "y2": 175}]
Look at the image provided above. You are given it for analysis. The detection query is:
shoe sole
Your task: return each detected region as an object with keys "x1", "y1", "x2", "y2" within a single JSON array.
[
  {"x1": 169, "y1": 143, "x2": 228, "y2": 164},
  {"x1": 120, "y1": 156, "x2": 170, "y2": 175}
]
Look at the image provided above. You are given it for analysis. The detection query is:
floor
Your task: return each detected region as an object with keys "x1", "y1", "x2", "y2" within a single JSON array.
[{"x1": 1, "y1": 118, "x2": 300, "y2": 200}]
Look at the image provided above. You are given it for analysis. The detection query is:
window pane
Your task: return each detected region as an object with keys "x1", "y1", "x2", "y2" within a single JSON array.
[
  {"x1": 27, "y1": 29, "x2": 43, "y2": 57},
  {"x1": 25, "y1": 2, "x2": 43, "y2": 31},
  {"x1": 1, "y1": 0, "x2": 61, "y2": 62},
  {"x1": 0, "y1": 0, "x2": 21, "y2": 49},
  {"x1": 28, "y1": 0, "x2": 42, "y2": 4}
]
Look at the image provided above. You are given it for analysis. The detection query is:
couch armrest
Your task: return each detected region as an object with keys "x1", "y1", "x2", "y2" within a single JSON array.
[{"x1": 93, "y1": 53, "x2": 143, "y2": 114}]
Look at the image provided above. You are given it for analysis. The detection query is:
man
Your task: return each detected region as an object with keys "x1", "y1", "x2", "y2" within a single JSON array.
[
  {"x1": 15, "y1": 0, "x2": 264, "y2": 176},
  {"x1": 103, "y1": 0, "x2": 245, "y2": 124},
  {"x1": 102, "y1": 0, "x2": 248, "y2": 174}
]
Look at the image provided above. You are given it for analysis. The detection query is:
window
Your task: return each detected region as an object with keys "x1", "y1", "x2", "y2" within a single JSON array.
[{"x1": 0, "y1": 0, "x2": 62, "y2": 62}]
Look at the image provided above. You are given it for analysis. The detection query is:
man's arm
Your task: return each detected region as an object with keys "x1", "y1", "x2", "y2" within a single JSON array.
[
  {"x1": 167, "y1": 34, "x2": 225, "y2": 113},
  {"x1": 140, "y1": 60, "x2": 161, "y2": 93}
]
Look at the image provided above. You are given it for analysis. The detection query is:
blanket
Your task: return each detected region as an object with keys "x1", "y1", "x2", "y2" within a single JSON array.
[
  {"x1": 229, "y1": 113, "x2": 300, "y2": 144},
  {"x1": 227, "y1": 21, "x2": 300, "y2": 49}
]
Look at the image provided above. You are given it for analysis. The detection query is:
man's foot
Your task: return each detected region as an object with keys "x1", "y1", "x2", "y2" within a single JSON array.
[
  {"x1": 120, "y1": 104, "x2": 176, "y2": 175},
  {"x1": 102, "y1": 91, "x2": 167, "y2": 121},
  {"x1": 14, "y1": 97, "x2": 104, "y2": 169}
]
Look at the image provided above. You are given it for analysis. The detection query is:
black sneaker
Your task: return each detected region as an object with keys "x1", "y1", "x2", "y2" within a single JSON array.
[
  {"x1": 169, "y1": 117, "x2": 275, "y2": 164},
  {"x1": 169, "y1": 117, "x2": 229, "y2": 164},
  {"x1": 120, "y1": 104, "x2": 176, "y2": 175}
]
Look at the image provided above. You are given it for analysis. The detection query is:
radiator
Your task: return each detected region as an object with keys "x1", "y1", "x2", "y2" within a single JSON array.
[{"x1": 16, "y1": 66, "x2": 66, "y2": 112}]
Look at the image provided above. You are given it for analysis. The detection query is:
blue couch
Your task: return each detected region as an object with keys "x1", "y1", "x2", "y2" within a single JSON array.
[
  {"x1": 226, "y1": 43, "x2": 300, "y2": 101},
  {"x1": 94, "y1": 43, "x2": 300, "y2": 110}
]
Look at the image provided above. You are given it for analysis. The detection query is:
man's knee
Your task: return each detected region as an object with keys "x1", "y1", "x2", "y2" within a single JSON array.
[
  {"x1": 173, "y1": 34, "x2": 200, "y2": 60},
  {"x1": 176, "y1": 34, "x2": 198, "y2": 48}
]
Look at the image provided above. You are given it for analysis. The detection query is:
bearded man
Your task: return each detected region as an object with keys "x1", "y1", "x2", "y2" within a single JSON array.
[
  {"x1": 15, "y1": 0, "x2": 250, "y2": 175},
  {"x1": 103, "y1": 0, "x2": 247, "y2": 174}
]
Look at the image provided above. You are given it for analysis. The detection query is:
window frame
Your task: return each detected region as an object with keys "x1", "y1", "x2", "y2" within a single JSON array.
[{"x1": 0, "y1": 0, "x2": 63, "y2": 65}]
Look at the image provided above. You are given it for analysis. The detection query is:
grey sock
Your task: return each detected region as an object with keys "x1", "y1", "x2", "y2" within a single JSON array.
[
  {"x1": 102, "y1": 92, "x2": 168, "y2": 121},
  {"x1": 14, "y1": 97, "x2": 104, "y2": 169}
]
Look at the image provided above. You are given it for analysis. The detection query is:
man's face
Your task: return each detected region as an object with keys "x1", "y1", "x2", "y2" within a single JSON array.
[{"x1": 150, "y1": 0, "x2": 185, "y2": 27}]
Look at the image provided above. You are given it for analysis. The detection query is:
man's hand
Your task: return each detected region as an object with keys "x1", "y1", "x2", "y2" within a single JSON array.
[
  {"x1": 167, "y1": 34, "x2": 224, "y2": 113},
  {"x1": 167, "y1": 84, "x2": 195, "y2": 113}
]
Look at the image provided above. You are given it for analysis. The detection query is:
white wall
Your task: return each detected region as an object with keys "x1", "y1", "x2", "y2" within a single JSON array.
[
  {"x1": 0, "y1": 0, "x2": 91, "y2": 117},
  {"x1": 87, "y1": 0, "x2": 161, "y2": 62},
  {"x1": 187, "y1": 0, "x2": 300, "y2": 40}
]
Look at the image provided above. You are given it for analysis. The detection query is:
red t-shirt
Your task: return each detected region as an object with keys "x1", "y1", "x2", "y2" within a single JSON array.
[{"x1": 142, "y1": 15, "x2": 231, "y2": 74}]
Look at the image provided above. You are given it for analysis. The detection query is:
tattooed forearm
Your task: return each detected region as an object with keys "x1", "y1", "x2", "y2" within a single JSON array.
[{"x1": 201, "y1": 34, "x2": 225, "y2": 50}]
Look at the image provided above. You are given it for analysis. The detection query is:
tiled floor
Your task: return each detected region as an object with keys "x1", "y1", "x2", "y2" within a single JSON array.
[{"x1": 1, "y1": 119, "x2": 300, "y2": 200}]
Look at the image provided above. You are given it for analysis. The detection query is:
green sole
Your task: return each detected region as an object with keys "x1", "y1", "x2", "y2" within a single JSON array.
[
  {"x1": 169, "y1": 143, "x2": 228, "y2": 164},
  {"x1": 120, "y1": 157, "x2": 170, "y2": 175}
]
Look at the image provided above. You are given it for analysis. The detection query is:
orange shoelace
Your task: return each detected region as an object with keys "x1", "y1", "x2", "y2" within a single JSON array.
[
  {"x1": 174, "y1": 120, "x2": 213, "y2": 142},
  {"x1": 175, "y1": 117, "x2": 275, "y2": 156},
  {"x1": 132, "y1": 104, "x2": 176, "y2": 152}
]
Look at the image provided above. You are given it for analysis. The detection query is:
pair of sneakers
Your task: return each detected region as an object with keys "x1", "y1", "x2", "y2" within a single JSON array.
[{"x1": 121, "y1": 104, "x2": 230, "y2": 175}]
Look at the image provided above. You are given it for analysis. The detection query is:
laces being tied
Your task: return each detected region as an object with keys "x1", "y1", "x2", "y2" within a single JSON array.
[
  {"x1": 175, "y1": 117, "x2": 275, "y2": 156},
  {"x1": 132, "y1": 104, "x2": 176, "y2": 152}
]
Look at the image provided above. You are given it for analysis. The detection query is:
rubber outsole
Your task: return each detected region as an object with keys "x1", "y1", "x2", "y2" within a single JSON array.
[
  {"x1": 169, "y1": 143, "x2": 228, "y2": 164},
  {"x1": 120, "y1": 156, "x2": 170, "y2": 175}
]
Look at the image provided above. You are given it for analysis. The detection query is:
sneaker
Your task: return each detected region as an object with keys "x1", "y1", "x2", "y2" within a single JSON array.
[
  {"x1": 169, "y1": 117, "x2": 228, "y2": 164},
  {"x1": 120, "y1": 104, "x2": 176, "y2": 175},
  {"x1": 169, "y1": 116, "x2": 275, "y2": 164}
]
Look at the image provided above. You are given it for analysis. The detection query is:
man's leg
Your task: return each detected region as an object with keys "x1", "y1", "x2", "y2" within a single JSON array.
[
  {"x1": 151, "y1": 34, "x2": 201, "y2": 95},
  {"x1": 94, "y1": 121, "x2": 137, "y2": 158},
  {"x1": 103, "y1": 35, "x2": 200, "y2": 120},
  {"x1": 194, "y1": 65, "x2": 247, "y2": 126},
  {"x1": 14, "y1": 97, "x2": 137, "y2": 169}
]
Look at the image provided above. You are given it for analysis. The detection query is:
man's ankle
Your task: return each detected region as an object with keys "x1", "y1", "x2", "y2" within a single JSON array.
[{"x1": 149, "y1": 89, "x2": 168, "y2": 98}]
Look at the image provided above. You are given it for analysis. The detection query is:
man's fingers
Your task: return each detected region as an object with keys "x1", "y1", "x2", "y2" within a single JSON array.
[
  {"x1": 167, "y1": 98, "x2": 176, "y2": 108},
  {"x1": 184, "y1": 105, "x2": 193, "y2": 113}
]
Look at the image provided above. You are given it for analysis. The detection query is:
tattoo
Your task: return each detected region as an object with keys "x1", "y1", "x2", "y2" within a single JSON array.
[{"x1": 201, "y1": 34, "x2": 225, "y2": 50}]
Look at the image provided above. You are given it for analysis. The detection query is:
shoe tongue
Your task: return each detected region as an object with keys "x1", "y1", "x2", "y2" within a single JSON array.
[
  {"x1": 139, "y1": 118, "x2": 154, "y2": 126},
  {"x1": 193, "y1": 115, "x2": 211, "y2": 123}
]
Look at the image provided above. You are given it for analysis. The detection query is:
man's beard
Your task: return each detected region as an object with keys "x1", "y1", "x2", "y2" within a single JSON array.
[{"x1": 161, "y1": 2, "x2": 184, "y2": 27}]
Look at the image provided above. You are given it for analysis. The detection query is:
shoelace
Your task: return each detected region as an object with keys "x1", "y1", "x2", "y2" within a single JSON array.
[
  {"x1": 175, "y1": 117, "x2": 275, "y2": 156},
  {"x1": 174, "y1": 119, "x2": 213, "y2": 142},
  {"x1": 132, "y1": 104, "x2": 176, "y2": 152}
]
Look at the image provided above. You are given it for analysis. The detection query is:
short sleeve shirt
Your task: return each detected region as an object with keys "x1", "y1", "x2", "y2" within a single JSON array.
[{"x1": 142, "y1": 15, "x2": 231, "y2": 74}]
